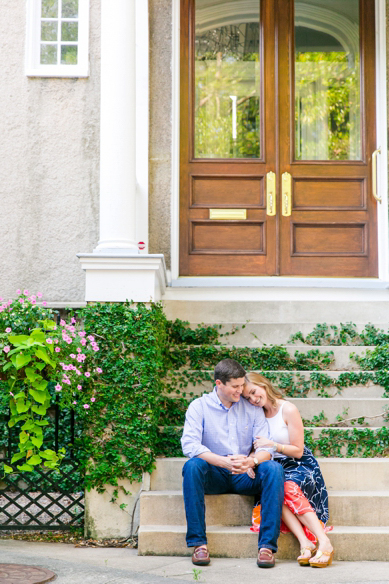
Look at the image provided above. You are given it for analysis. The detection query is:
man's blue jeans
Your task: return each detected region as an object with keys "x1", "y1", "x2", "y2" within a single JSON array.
[{"x1": 182, "y1": 458, "x2": 284, "y2": 551}]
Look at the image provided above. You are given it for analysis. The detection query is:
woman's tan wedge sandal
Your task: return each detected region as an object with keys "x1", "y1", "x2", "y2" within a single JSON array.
[
  {"x1": 309, "y1": 549, "x2": 334, "y2": 568},
  {"x1": 297, "y1": 545, "x2": 317, "y2": 566}
]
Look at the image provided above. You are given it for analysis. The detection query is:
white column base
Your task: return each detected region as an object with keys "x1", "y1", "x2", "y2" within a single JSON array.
[{"x1": 77, "y1": 253, "x2": 167, "y2": 302}]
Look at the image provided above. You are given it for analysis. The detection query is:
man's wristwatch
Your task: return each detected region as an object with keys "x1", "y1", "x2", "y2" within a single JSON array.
[{"x1": 253, "y1": 457, "x2": 259, "y2": 467}]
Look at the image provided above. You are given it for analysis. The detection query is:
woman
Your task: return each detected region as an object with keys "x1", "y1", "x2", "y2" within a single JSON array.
[{"x1": 243, "y1": 372, "x2": 334, "y2": 568}]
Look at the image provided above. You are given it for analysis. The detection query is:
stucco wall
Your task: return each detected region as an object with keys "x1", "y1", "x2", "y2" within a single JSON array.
[
  {"x1": 149, "y1": 0, "x2": 173, "y2": 269},
  {"x1": 0, "y1": 0, "x2": 101, "y2": 303}
]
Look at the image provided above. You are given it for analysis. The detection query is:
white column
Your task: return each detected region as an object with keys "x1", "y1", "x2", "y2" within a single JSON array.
[
  {"x1": 96, "y1": 0, "x2": 137, "y2": 253},
  {"x1": 78, "y1": 0, "x2": 167, "y2": 301}
]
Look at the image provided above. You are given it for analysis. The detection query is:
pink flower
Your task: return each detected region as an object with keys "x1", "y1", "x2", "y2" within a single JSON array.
[
  {"x1": 37, "y1": 292, "x2": 43, "y2": 298},
  {"x1": 93, "y1": 346, "x2": 99, "y2": 351},
  {"x1": 73, "y1": 401, "x2": 77, "y2": 405},
  {"x1": 71, "y1": 317, "x2": 76, "y2": 324},
  {"x1": 42, "y1": 301, "x2": 47, "y2": 307},
  {"x1": 9, "y1": 391, "x2": 14, "y2": 396},
  {"x1": 83, "y1": 404, "x2": 90, "y2": 409},
  {"x1": 46, "y1": 338, "x2": 53, "y2": 344},
  {"x1": 54, "y1": 338, "x2": 59, "y2": 344},
  {"x1": 19, "y1": 298, "x2": 24, "y2": 304},
  {"x1": 78, "y1": 331, "x2": 86, "y2": 337},
  {"x1": 24, "y1": 289, "x2": 29, "y2": 295},
  {"x1": 70, "y1": 354, "x2": 75, "y2": 359},
  {"x1": 55, "y1": 347, "x2": 60, "y2": 353},
  {"x1": 16, "y1": 289, "x2": 21, "y2": 294},
  {"x1": 5, "y1": 327, "x2": 11, "y2": 333},
  {"x1": 85, "y1": 372, "x2": 91, "y2": 378},
  {"x1": 77, "y1": 348, "x2": 82, "y2": 353},
  {"x1": 0, "y1": 297, "x2": 2, "y2": 301},
  {"x1": 55, "y1": 384, "x2": 62, "y2": 391},
  {"x1": 30, "y1": 295, "x2": 36, "y2": 301},
  {"x1": 87, "y1": 335, "x2": 95, "y2": 342},
  {"x1": 91, "y1": 397, "x2": 96, "y2": 402},
  {"x1": 81, "y1": 339, "x2": 86, "y2": 346},
  {"x1": 3, "y1": 346, "x2": 10, "y2": 353},
  {"x1": 76, "y1": 370, "x2": 82, "y2": 376},
  {"x1": 77, "y1": 385, "x2": 82, "y2": 390},
  {"x1": 60, "y1": 319, "x2": 66, "y2": 326},
  {"x1": 96, "y1": 367, "x2": 102, "y2": 374},
  {"x1": 67, "y1": 339, "x2": 72, "y2": 344},
  {"x1": 31, "y1": 299, "x2": 36, "y2": 305}
]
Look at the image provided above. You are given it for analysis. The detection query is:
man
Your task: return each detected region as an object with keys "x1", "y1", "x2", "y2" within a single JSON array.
[{"x1": 181, "y1": 358, "x2": 284, "y2": 568}]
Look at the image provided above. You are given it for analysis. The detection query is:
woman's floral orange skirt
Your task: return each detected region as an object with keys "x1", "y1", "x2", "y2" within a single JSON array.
[{"x1": 251, "y1": 481, "x2": 333, "y2": 542}]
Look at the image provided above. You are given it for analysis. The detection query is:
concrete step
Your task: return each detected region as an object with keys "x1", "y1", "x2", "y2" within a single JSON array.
[
  {"x1": 237, "y1": 345, "x2": 371, "y2": 370},
  {"x1": 138, "y1": 524, "x2": 389, "y2": 560},
  {"x1": 140, "y1": 490, "x2": 389, "y2": 527},
  {"x1": 173, "y1": 345, "x2": 372, "y2": 370},
  {"x1": 215, "y1": 323, "x2": 384, "y2": 346},
  {"x1": 179, "y1": 370, "x2": 384, "y2": 398},
  {"x1": 150, "y1": 458, "x2": 389, "y2": 492},
  {"x1": 290, "y1": 398, "x2": 389, "y2": 426},
  {"x1": 163, "y1": 300, "x2": 389, "y2": 325}
]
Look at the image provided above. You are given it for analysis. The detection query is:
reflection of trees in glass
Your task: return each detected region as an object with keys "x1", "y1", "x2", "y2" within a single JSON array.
[
  {"x1": 195, "y1": 23, "x2": 260, "y2": 159},
  {"x1": 295, "y1": 52, "x2": 361, "y2": 160}
]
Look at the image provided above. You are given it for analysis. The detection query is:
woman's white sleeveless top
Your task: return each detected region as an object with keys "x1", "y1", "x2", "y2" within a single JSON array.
[{"x1": 266, "y1": 402, "x2": 290, "y2": 458}]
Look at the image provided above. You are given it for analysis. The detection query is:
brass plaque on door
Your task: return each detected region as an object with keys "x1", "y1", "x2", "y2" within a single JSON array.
[{"x1": 209, "y1": 209, "x2": 247, "y2": 220}]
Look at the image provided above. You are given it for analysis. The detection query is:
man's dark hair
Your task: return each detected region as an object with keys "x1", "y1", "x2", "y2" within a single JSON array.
[{"x1": 214, "y1": 359, "x2": 246, "y2": 384}]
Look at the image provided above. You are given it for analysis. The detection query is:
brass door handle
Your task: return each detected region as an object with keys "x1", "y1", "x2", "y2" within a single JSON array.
[
  {"x1": 372, "y1": 148, "x2": 382, "y2": 203},
  {"x1": 282, "y1": 172, "x2": 292, "y2": 216},
  {"x1": 266, "y1": 171, "x2": 276, "y2": 216}
]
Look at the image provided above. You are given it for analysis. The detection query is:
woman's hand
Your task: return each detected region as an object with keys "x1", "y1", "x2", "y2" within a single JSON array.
[
  {"x1": 246, "y1": 468, "x2": 255, "y2": 479},
  {"x1": 254, "y1": 435, "x2": 274, "y2": 450}
]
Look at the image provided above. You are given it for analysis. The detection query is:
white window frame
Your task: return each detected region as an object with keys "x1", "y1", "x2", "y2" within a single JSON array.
[{"x1": 26, "y1": 0, "x2": 90, "y2": 77}]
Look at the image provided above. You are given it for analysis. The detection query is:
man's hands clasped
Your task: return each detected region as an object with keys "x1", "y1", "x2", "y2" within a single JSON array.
[{"x1": 225, "y1": 454, "x2": 255, "y2": 474}]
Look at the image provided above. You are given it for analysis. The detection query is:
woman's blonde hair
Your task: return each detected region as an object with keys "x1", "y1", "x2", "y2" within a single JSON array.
[{"x1": 244, "y1": 372, "x2": 283, "y2": 407}]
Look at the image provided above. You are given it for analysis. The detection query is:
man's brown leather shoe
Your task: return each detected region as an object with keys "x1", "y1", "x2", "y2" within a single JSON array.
[
  {"x1": 257, "y1": 548, "x2": 275, "y2": 568},
  {"x1": 192, "y1": 545, "x2": 210, "y2": 566}
]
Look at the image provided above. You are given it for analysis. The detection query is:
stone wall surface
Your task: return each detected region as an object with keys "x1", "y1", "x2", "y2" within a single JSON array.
[
  {"x1": 0, "y1": 0, "x2": 101, "y2": 302},
  {"x1": 149, "y1": 0, "x2": 173, "y2": 269}
]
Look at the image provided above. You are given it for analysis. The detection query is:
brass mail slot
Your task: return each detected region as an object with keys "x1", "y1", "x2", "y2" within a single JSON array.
[{"x1": 209, "y1": 209, "x2": 247, "y2": 220}]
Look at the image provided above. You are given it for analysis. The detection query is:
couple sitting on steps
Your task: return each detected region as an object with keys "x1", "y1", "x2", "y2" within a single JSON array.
[{"x1": 181, "y1": 358, "x2": 334, "y2": 569}]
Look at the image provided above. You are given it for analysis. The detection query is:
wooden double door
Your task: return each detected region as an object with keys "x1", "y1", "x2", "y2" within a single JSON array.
[{"x1": 179, "y1": 0, "x2": 378, "y2": 277}]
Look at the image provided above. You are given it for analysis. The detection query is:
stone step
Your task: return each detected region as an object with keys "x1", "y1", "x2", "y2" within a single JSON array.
[
  {"x1": 291, "y1": 398, "x2": 389, "y2": 426},
  {"x1": 172, "y1": 345, "x2": 372, "y2": 370},
  {"x1": 150, "y1": 458, "x2": 389, "y2": 492},
  {"x1": 138, "y1": 524, "x2": 389, "y2": 560},
  {"x1": 178, "y1": 371, "x2": 384, "y2": 399},
  {"x1": 215, "y1": 323, "x2": 385, "y2": 346},
  {"x1": 140, "y1": 490, "x2": 389, "y2": 528},
  {"x1": 222, "y1": 345, "x2": 371, "y2": 370},
  {"x1": 163, "y1": 300, "x2": 389, "y2": 325}
]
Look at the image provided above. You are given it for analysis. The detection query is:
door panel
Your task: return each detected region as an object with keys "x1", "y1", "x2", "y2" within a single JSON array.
[
  {"x1": 180, "y1": 0, "x2": 378, "y2": 278},
  {"x1": 180, "y1": 0, "x2": 277, "y2": 276},
  {"x1": 278, "y1": 0, "x2": 377, "y2": 277}
]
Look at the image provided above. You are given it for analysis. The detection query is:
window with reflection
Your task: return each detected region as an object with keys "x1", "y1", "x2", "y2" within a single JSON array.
[
  {"x1": 294, "y1": 0, "x2": 361, "y2": 160},
  {"x1": 40, "y1": 0, "x2": 79, "y2": 65},
  {"x1": 194, "y1": 0, "x2": 261, "y2": 158}
]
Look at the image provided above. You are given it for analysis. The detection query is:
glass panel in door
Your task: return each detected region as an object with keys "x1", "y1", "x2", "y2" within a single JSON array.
[
  {"x1": 194, "y1": 0, "x2": 261, "y2": 158},
  {"x1": 294, "y1": 0, "x2": 361, "y2": 160}
]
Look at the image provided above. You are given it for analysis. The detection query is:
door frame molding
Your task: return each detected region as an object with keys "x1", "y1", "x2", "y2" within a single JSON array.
[{"x1": 170, "y1": 0, "x2": 389, "y2": 286}]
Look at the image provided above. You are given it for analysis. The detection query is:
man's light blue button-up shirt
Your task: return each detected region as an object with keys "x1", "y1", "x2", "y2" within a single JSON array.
[{"x1": 181, "y1": 388, "x2": 273, "y2": 459}]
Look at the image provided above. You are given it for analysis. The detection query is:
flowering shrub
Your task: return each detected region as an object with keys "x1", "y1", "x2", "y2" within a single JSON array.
[{"x1": 0, "y1": 291, "x2": 102, "y2": 474}]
